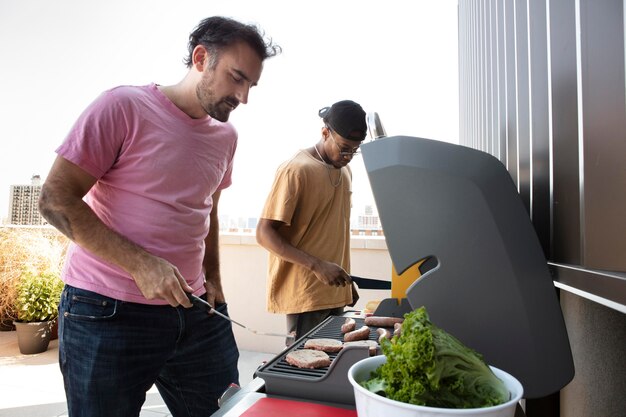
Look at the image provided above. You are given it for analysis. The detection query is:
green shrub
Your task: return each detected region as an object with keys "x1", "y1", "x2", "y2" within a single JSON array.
[
  {"x1": 0, "y1": 228, "x2": 68, "y2": 322},
  {"x1": 15, "y1": 271, "x2": 64, "y2": 322}
]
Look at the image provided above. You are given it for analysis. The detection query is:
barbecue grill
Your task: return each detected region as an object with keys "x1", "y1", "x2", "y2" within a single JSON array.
[
  {"x1": 255, "y1": 316, "x2": 382, "y2": 405},
  {"x1": 211, "y1": 127, "x2": 574, "y2": 416},
  {"x1": 362, "y1": 136, "x2": 574, "y2": 399}
]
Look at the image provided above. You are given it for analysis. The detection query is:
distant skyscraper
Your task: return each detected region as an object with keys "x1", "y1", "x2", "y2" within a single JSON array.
[
  {"x1": 246, "y1": 217, "x2": 258, "y2": 230},
  {"x1": 8, "y1": 175, "x2": 45, "y2": 225},
  {"x1": 356, "y1": 204, "x2": 381, "y2": 230}
]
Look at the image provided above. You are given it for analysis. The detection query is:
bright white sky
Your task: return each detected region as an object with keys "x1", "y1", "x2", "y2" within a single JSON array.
[{"x1": 0, "y1": 0, "x2": 459, "y2": 223}]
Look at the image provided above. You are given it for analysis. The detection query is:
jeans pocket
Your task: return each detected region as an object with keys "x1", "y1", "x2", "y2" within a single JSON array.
[{"x1": 61, "y1": 286, "x2": 118, "y2": 321}]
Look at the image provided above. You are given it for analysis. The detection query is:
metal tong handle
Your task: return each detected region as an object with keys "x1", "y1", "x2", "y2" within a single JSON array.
[{"x1": 186, "y1": 293, "x2": 290, "y2": 338}]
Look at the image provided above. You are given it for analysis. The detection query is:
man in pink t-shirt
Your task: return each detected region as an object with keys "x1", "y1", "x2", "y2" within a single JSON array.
[{"x1": 39, "y1": 16, "x2": 280, "y2": 417}]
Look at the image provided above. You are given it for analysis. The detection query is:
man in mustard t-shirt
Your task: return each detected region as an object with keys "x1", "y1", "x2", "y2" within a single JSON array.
[{"x1": 256, "y1": 100, "x2": 367, "y2": 344}]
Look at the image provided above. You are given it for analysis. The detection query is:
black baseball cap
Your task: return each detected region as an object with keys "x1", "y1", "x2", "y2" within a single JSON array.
[{"x1": 318, "y1": 100, "x2": 367, "y2": 141}]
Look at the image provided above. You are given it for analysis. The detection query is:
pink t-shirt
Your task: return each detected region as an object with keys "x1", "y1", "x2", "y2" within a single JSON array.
[{"x1": 57, "y1": 84, "x2": 237, "y2": 304}]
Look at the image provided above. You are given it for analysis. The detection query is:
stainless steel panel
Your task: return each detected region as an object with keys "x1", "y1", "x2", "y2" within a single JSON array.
[
  {"x1": 576, "y1": 0, "x2": 626, "y2": 271},
  {"x1": 505, "y1": 0, "x2": 519, "y2": 182},
  {"x1": 496, "y1": 0, "x2": 507, "y2": 162},
  {"x1": 459, "y1": 0, "x2": 626, "y2": 307},
  {"x1": 550, "y1": 263, "x2": 626, "y2": 312},
  {"x1": 548, "y1": 0, "x2": 581, "y2": 265},
  {"x1": 528, "y1": 0, "x2": 552, "y2": 255},
  {"x1": 515, "y1": 0, "x2": 531, "y2": 214}
]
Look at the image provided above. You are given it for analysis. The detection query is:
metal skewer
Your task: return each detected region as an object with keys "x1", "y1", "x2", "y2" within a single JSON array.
[{"x1": 187, "y1": 293, "x2": 291, "y2": 338}]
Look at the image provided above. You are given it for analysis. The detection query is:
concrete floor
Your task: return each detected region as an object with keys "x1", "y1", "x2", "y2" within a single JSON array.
[{"x1": 0, "y1": 329, "x2": 275, "y2": 417}]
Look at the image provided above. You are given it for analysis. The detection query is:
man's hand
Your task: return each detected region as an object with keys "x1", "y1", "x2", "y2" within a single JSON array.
[
  {"x1": 132, "y1": 254, "x2": 194, "y2": 308},
  {"x1": 204, "y1": 279, "x2": 226, "y2": 308},
  {"x1": 348, "y1": 283, "x2": 360, "y2": 307},
  {"x1": 311, "y1": 260, "x2": 352, "y2": 287}
]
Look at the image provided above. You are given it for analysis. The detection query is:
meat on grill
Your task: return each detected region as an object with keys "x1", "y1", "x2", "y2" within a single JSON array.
[
  {"x1": 304, "y1": 338, "x2": 344, "y2": 353},
  {"x1": 285, "y1": 349, "x2": 331, "y2": 369},
  {"x1": 344, "y1": 340, "x2": 378, "y2": 355},
  {"x1": 344, "y1": 325, "x2": 371, "y2": 342},
  {"x1": 376, "y1": 327, "x2": 392, "y2": 343},
  {"x1": 393, "y1": 322, "x2": 402, "y2": 337},
  {"x1": 364, "y1": 316, "x2": 405, "y2": 327},
  {"x1": 341, "y1": 317, "x2": 357, "y2": 333}
]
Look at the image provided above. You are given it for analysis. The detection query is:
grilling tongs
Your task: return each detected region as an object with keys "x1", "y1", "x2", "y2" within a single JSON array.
[{"x1": 187, "y1": 293, "x2": 290, "y2": 338}]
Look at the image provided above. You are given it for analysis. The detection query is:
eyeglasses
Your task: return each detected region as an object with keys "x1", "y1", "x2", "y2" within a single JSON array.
[{"x1": 327, "y1": 127, "x2": 361, "y2": 157}]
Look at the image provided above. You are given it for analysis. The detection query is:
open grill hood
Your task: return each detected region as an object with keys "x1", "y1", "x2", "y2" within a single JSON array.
[{"x1": 360, "y1": 136, "x2": 574, "y2": 399}]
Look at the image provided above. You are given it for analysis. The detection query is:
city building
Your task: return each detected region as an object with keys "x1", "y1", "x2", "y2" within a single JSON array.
[
  {"x1": 8, "y1": 175, "x2": 45, "y2": 226},
  {"x1": 219, "y1": 214, "x2": 257, "y2": 234},
  {"x1": 352, "y1": 204, "x2": 383, "y2": 236},
  {"x1": 219, "y1": 205, "x2": 384, "y2": 236}
]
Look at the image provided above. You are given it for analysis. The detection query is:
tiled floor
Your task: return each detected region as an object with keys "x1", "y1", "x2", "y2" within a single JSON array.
[{"x1": 0, "y1": 330, "x2": 275, "y2": 417}]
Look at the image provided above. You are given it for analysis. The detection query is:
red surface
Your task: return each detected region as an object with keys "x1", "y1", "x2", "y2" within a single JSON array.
[{"x1": 240, "y1": 397, "x2": 357, "y2": 417}]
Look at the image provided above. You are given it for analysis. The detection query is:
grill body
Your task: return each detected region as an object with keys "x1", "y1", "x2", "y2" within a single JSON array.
[{"x1": 255, "y1": 315, "x2": 383, "y2": 404}]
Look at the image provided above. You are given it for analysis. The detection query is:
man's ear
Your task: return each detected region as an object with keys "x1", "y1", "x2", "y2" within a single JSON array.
[
  {"x1": 192, "y1": 45, "x2": 209, "y2": 72},
  {"x1": 321, "y1": 125, "x2": 330, "y2": 141}
]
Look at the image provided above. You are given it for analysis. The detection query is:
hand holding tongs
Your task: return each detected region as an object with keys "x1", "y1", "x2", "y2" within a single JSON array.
[{"x1": 186, "y1": 293, "x2": 291, "y2": 338}]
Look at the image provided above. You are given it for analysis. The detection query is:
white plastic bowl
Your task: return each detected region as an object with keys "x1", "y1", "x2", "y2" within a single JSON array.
[{"x1": 348, "y1": 355, "x2": 523, "y2": 417}]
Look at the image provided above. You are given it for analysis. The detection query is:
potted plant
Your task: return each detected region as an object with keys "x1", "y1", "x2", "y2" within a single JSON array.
[
  {"x1": 0, "y1": 227, "x2": 68, "y2": 330},
  {"x1": 13, "y1": 270, "x2": 64, "y2": 354},
  {"x1": 0, "y1": 228, "x2": 68, "y2": 334}
]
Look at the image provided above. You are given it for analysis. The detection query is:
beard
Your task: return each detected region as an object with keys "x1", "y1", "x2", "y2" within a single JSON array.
[{"x1": 196, "y1": 72, "x2": 239, "y2": 122}]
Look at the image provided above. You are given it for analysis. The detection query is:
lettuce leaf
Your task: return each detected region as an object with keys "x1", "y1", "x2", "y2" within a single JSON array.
[{"x1": 361, "y1": 306, "x2": 509, "y2": 408}]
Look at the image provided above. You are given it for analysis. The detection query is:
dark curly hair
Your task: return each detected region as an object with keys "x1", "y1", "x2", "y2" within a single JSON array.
[{"x1": 184, "y1": 16, "x2": 281, "y2": 68}]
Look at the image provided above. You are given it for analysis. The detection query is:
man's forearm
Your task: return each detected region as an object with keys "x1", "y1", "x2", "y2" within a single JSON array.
[
  {"x1": 39, "y1": 156, "x2": 193, "y2": 306},
  {"x1": 257, "y1": 224, "x2": 319, "y2": 272},
  {"x1": 39, "y1": 184, "x2": 152, "y2": 277},
  {"x1": 256, "y1": 219, "x2": 350, "y2": 287}
]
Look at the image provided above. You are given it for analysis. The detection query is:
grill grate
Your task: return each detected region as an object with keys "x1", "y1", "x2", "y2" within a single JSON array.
[
  {"x1": 258, "y1": 316, "x2": 375, "y2": 379},
  {"x1": 260, "y1": 339, "x2": 341, "y2": 379},
  {"x1": 310, "y1": 316, "x2": 378, "y2": 341},
  {"x1": 255, "y1": 315, "x2": 386, "y2": 405}
]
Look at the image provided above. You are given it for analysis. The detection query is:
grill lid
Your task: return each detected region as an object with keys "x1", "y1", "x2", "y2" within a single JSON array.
[{"x1": 360, "y1": 136, "x2": 574, "y2": 398}]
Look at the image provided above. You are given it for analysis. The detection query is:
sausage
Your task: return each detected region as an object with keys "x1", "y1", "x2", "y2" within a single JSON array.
[
  {"x1": 376, "y1": 328, "x2": 391, "y2": 343},
  {"x1": 364, "y1": 316, "x2": 404, "y2": 327},
  {"x1": 393, "y1": 322, "x2": 402, "y2": 337},
  {"x1": 341, "y1": 317, "x2": 357, "y2": 334},
  {"x1": 344, "y1": 325, "x2": 370, "y2": 342},
  {"x1": 344, "y1": 340, "x2": 378, "y2": 355}
]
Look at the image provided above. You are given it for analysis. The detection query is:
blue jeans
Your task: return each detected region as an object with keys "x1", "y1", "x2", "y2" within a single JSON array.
[{"x1": 58, "y1": 285, "x2": 239, "y2": 417}]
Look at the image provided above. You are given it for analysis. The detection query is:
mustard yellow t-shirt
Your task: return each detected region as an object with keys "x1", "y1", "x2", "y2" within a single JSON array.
[{"x1": 261, "y1": 150, "x2": 353, "y2": 314}]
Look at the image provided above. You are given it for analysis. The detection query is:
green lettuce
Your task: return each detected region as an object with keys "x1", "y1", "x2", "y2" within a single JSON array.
[{"x1": 361, "y1": 306, "x2": 509, "y2": 408}]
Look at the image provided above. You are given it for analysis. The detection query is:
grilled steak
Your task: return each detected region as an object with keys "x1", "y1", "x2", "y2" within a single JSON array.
[
  {"x1": 285, "y1": 349, "x2": 331, "y2": 369},
  {"x1": 304, "y1": 338, "x2": 344, "y2": 353}
]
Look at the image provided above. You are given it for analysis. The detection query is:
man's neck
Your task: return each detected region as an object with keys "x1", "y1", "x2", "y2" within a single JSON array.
[{"x1": 158, "y1": 79, "x2": 205, "y2": 119}]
